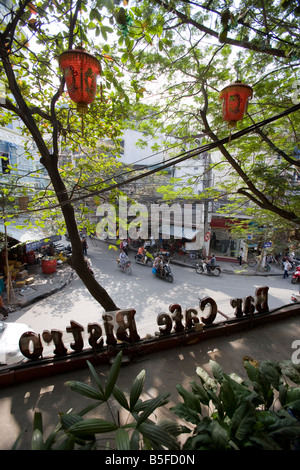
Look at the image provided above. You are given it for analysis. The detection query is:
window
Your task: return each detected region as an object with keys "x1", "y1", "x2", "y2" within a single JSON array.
[{"x1": 1, "y1": 152, "x2": 10, "y2": 173}]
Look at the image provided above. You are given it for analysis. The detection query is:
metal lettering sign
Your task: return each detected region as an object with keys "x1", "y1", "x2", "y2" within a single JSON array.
[{"x1": 19, "y1": 287, "x2": 270, "y2": 360}]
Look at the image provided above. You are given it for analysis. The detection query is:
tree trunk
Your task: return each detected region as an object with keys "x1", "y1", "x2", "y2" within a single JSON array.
[{"x1": 41, "y1": 154, "x2": 119, "y2": 312}]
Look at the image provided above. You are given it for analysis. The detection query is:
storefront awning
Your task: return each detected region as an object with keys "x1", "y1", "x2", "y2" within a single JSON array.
[
  {"x1": 0, "y1": 222, "x2": 61, "y2": 252},
  {"x1": 210, "y1": 217, "x2": 249, "y2": 229},
  {"x1": 0, "y1": 223, "x2": 45, "y2": 243},
  {"x1": 160, "y1": 225, "x2": 200, "y2": 240}
]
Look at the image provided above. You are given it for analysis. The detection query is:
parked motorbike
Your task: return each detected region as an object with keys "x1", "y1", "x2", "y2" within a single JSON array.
[
  {"x1": 117, "y1": 259, "x2": 132, "y2": 275},
  {"x1": 152, "y1": 261, "x2": 173, "y2": 282},
  {"x1": 196, "y1": 261, "x2": 221, "y2": 276},
  {"x1": 85, "y1": 259, "x2": 94, "y2": 277},
  {"x1": 291, "y1": 291, "x2": 300, "y2": 303},
  {"x1": 54, "y1": 243, "x2": 72, "y2": 256},
  {"x1": 292, "y1": 266, "x2": 300, "y2": 284},
  {"x1": 134, "y1": 251, "x2": 154, "y2": 267}
]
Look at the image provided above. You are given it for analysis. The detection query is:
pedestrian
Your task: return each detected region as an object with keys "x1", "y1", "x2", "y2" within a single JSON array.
[
  {"x1": 283, "y1": 259, "x2": 291, "y2": 279},
  {"x1": 239, "y1": 248, "x2": 244, "y2": 266},
  {"x1": 81, "y1": 238, "x2": 88, "y2": 256}
]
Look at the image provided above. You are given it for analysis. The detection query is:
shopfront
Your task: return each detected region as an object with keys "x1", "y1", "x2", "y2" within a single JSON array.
[{"x1": 209, "y1": 217, "x2": 249, "y2": 260}]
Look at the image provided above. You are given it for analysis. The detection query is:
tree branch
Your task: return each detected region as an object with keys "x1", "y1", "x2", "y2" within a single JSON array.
[
  {"x1": 199, "y1": 84, "x2": 299, "y2": 223},
  {"x1": 152, "y1": 0, "x2": 289, "y2": 58},
  {"x1": 247, "y1": 113, "x2": 300, "y2": 167}
]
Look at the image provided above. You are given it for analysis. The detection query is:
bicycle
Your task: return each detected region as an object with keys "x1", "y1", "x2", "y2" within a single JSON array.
[
  {"x1": 256, "y1": 263, "x2": 271, "y2": 272},
  {"x1": 244, "y1": 257, "x2": 258, "y2": 267},
  {"x1": 243, "y1": 256, "x2": 271, "y2": 271}
]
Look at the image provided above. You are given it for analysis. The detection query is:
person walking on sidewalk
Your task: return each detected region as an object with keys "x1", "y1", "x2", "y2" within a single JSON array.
[
  {"x1": 81, "y1": 238, "x2": 88, "y2": 256},
  {"x1": 239, "y1": 247, "x2": 244, "y2": 266},
  {"x1": 283, "y1": 259, "x2": 291, "y2": 279}
]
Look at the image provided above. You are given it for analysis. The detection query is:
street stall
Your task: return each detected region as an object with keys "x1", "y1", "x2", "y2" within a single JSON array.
[{"x1": 0, "y1": 221, "x2": 62, "y2": 306}]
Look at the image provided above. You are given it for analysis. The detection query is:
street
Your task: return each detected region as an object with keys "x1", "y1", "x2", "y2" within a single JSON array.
[
  {"x1": 1, "y1": 238, "x2": 300, "y2": 451},
  {"x1": 6, "y1": 238, "x2": 297, "y2": 353}
]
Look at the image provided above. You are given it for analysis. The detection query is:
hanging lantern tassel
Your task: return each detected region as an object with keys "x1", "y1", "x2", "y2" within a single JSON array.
[
  {"x1": 219, "y1": 81, "x2": 253, "y2": 137},
  {"x1": 59, "y1": 47, "x2": 101, "y2": 114}
]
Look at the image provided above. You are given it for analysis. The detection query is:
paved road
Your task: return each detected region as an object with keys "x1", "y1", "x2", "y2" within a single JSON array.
[
  {"x1": 1, "y1": 238, "x2": 300, "y2": 451},
  {"x1": 7, "y1": 238, "x2": 297, "y2": 353}
]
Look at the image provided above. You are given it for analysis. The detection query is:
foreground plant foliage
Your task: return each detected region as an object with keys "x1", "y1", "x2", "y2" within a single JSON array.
[
  {"x1": 172, "y1": 357, "x2": 300, "y2": 450},
  {"x1": 17, "y1": 352, "x2": 300, "y2": 450}
]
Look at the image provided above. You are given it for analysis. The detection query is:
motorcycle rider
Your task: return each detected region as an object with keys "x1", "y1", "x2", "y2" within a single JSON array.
[
  {"x1": 137, "y1": 245, "x2": 146, "y2": 263},
  {"x1": 207, "y1": 253, "x2": 216, "y2": 273},
  {"x1": 153, "y1": 254, "x2": 163, "y2": 276},
  {"x1": 120, "y1": 239, "x2": 128, "y2": 255},
  {"x1": 119, "y1": 249, "x2": 129, "y2": 270}
]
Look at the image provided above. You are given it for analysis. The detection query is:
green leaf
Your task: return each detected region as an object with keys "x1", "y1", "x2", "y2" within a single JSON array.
[
  {"x1": 230, "y1": 401, "x2": 256, "y2": 441},
  {"x1": 86, "y1": 360, "x2": 105, "y2": 397},
  {"x1": 65, "y1": 381, "x2": 103, "y2": 400},
  {"x1": 170, "y1": 402, "x2": 200, "y2": 425},
  {"x1": 104, "y1": 351, "x2": 123, "y2": 400},
  {"x1": 60, "y1": 413, "x2": 83, "y2": 431},
  {"x1": 208, "y1": 420, "x2": 229, "y2": 449},
  {"x1": 190, "y1": 380, "x2": 210, "y2": 406},
  {"x1": 136, "y1": 393, "x2": 170, "y2": 426},
  {"x1": 116, "y1": 428, "x2": 131, "y2": 450},
  {"x1": 157, "y1": 418, "x2": 183, "y2": 437},
  {"x1": 210, "y1": 360, "x2": 224, "y2": 383},
  {"x1": 55, "y1": 435, "x2": 75, "y2": 450},
  {"x1": 286, "y1": 388, "x2": 300, "y2": 405},
  {"x1": 33, "y1": 411, "x2": 43, "y2": 434},
  {"x1": 287, "y1": 399, "x2": 300, "y2": 417},
  {"x1": 175, "y1": 384, "x2": 202, "y2": 414},
  {"x1": 138, "y1": 422, "x2": 179, "y2": 450},
  {"x1": 129, "y1": 429, "x2": 140, "y2": 450},
  {"x1": 279, "y1": 360, "x2": 300, "y2": 385},
  {"x1": 259, "y1": 361, "x2": 281, "y2": 389},
  {"x1": 69, "y1": 418, "x2": 118, "y2": 437},
  {"x1": 196, "y1": 366, "x2": 216, "y2": 390},
  {"x1": 113, "y1": 385, "x2": 130, "y2": 410},
  {"x1": 244, "y1": 360, "x2": 260, "y2": 383},
  {"x1": 31, "y1": 429, "x2": 46, "y2": 450},
  {"x1": 130, "y1": 370, "x2": 145, "y2": 410}
]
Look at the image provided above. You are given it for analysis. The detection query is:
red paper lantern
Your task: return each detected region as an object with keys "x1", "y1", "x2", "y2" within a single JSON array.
[
  {"x1": 59, "y1": 47, "x2": 101, "y2": 114},
  {"x1": 219, "y1": 81, "x2": 253, "y2": 128}
]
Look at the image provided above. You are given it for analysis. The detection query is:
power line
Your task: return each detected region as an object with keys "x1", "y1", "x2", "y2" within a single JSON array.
[{"x1": 16, "y1": 102, "x2": 300, "y2": 215}]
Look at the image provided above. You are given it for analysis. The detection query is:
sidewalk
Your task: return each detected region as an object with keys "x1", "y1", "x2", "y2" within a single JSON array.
[
  {"x1": 1, "y1": 262, "x2": 74, "y2": 314},
  {"x1": 169, "y1": 251, "x2": 284, "y2": 276}
]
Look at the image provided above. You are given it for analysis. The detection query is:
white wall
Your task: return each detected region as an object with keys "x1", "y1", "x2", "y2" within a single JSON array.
[{"x1": 121, "y1": 128, "x2": 172, "y2": 166}]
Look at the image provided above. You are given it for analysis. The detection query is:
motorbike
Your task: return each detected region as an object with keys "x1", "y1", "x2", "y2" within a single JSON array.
[
  {"x1": 54, "y1": 243, "x2": 72, "y2": 256},
  {"x1": 85, "y1": 259, "x2": 94, "y2": 277},
  {"x1": 134, "y1": 251, "x2": 154, "y2": 267},
  {"x1": 292, "y1": 266, "x2": 300, "y2": 284},
  {"x1": 196, "y1": 261, "x2": 221, "y2": 276},
  {"x1": 152, "y1": 261, "x2": 173, "y2": 283},
  {"x1": 117, "y1": 258, "x2": 132, "y2": 275},
  {"x1": 291, "y1": 291, "x2": 300, "y2": 303}
]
